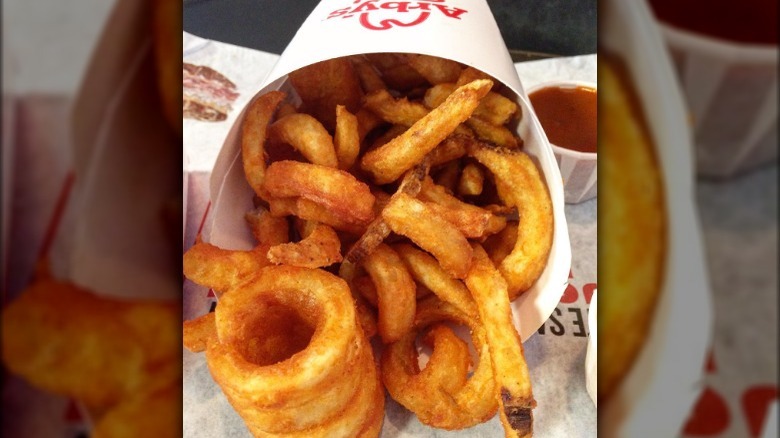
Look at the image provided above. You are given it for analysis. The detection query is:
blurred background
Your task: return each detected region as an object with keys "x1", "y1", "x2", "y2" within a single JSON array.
[{"x1": 1, "y1": 0, "x2": 777, "y2": 437}]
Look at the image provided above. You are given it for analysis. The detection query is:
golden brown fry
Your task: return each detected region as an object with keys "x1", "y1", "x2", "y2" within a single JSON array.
[
  {"x1": 183, "y1": 242, "x2": 272, "y2": 294},
  {"x1": 378, "y1": 62, "x2": 428, "y2": 91},
  {"x1": 276, "y1": 101, "x2": 298, "y2": 118},
  {"x1": 356, "y1": 107, "x2": 386, "y2": 143},
  {"x1": 382, "y1": 193, "x2": 472, "y2": 279},
  {"x1": 465, "y1": 244, "x2": 535, "y2": 438},
  {"x1": 363, "y1": 244, "x2": 416, "y2": 343},
  {"x1": 269, "y1": 113, "x2": 339, "y2": 167},
  {"x1": 183, "y1": 312, "x2": 217, "y2": 353},
  {"x1": 458, "y1": 162, "x2": 485, "y2": 196},
  {"x1": 380, "y1": 297, "x2": 496, "y2": 430},
  {"x1": 353, "y1": 274, "x2": 378, "y2": 307},
  {"x1": 266, "y1": 224, "x2": 343, "y2": 268},
  {"x1": 293, "y1": 217, "x2": 319, "y2": 239},
  {"x1": 394, "y1": 243, "x2": 478, "y2": 320},
  {"x1": 456, "y1": 66, "x2": 496, "y2": 88},
  {"x1": 406, "y1": 54, "x2": 463, "y2": 85},
  {"x1": 364, "y1": 88, "x2": 430, "y2": 127},
  {"x1": 263, "y1": 160, "x2": 376, "y2": 225},
  {"x1": 288, "y1": 57, "x2": 363, "y2": 131},
  {"x1": 469, "y1": 143, "x2": 553, "y2": 298},
  {"x1": 343, "y1": 159, "x2": 430, "y2": 265},
  {"x1": 371, "y1": 124, "x2": 409, "y2": 150},
  {"x1": 418, "y1": 324, "x2": 471, "y2": 395},
  {"x1": 434, "y1": 159, "x2": 462, "y2": 192},
  {"x1": 241, "y1": 91, "x2": 286, "y2": 199},
  {"x1": 245, "y1": 206, "x2": 290, "y2": 245},
  {"x1": 483, "y1": 222, "x2": 519, "y2": 265},
  {"x1": 419, "y1": 176, "x2": 498, "y2": 238},
  {"x1": 350, "y1": 55, "x2": 387, "y2": 93},
  {"x1": 425, "y1": 83, "x2": 518, "y2": 125},
  {"x1": 334, "y1": 105, "x2": 361, "y2": 170},
  {"x1": 361, "y1": 79, "x2": 492, "y2": 184},
  {"x1": 466, "y1": 115, "x2": 519, "y2": 149},
  {"x1": 428, "y1": 135, "x2": 469, "y2": 167},
  {"x1": 267, "y1": 197, "x2": 367, "y2": 235}
]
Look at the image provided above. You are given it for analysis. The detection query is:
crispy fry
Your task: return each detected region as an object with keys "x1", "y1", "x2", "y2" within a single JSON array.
[
  {"x1": 245, "y1": 206, "x2": 290, "y2": 245},
  {"x1": 183, "y1": 312, "x2": 217, "y2": 353},
  {"x1": 458, "y1": 162, "x2": 485, "y2": 196},
  {"x1": 466, "y1": 115, "x2": 519, "y2": 149},
  {"x1": 356, "y1": 107, "x2": 386, "y2": 143},
  {"x1": 267, "y1": 224, "x2": 342, "y2": 268},
  {"x1": 465, "y1": 244, "x2": 535, "y2": 438},
  {"x1": 425, "y1": 83, "x2": 518, "y2": 125},
  {"x1": 429, "y1": 135, "x2": 469, "y2": 167},
  {"x1": 269, "y1": 113, "x2": 339, "y2": 167},
  {"x1": 350, "y1": 55, "x2": 387, "y2": 93},
  {"x1": 267, "y1": 197, "x2": 367, "y2": 235},
  {"x1": 456, "y1": 66, "x2": 496, "y2": 88},
  {"x1": 361, "y1": 79, "x2": 492, "y2": 184},
  {"x1": 288, "y1": 57, "x2": 363, "y2": 131},
  {"x1": 241, "y1": 91, "x2": 286, "y2": 199},
  {"x1": 334, "y1": 105, "x2": 360, "y2": 170},
  {"x1": 344, "y1": 159, "x2": 430, "y2": 265},
  {"x1": 394, "y1": 243, "x2": 478, "y2": 319},
  {"x1": 263, "y1": 160, "x2": 376, "y2": 225},
  {"x1": 406, "y1": 54, "x2": 463, "y2": 85},
  {"x1": 469, "y1": 143, "x2": 553, "y2": 298},
  {"x1": 382, "y1": 193, "x2": 472, "y2": 279},
  {"x1": 483, "y1": 222, "x2": 519, "y2": 265},
  {"x1": 364, "y1": 88, "x2": 429, "y2": 126},
  {"x1": 419, "y1": 176, "x2": 500, "y2": 238},
  {"x1": 183, "y1": 242, "x2": 272, "y2": 295},
  {"x1": 363, "y1": 244, "x2": 416, "y2": 343},
  {"x1": 381, "y1": 297, "x2": 497, "y2": 430}
]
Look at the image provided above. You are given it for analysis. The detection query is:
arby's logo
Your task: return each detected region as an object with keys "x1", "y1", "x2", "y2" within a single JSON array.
[{"x1": 327, "y1": 0, "x2": 468, "y2": 31}]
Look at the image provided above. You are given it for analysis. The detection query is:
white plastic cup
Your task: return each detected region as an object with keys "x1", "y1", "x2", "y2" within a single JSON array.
[{"x1": 527, "y1": 80, "x2": 597, "y2": 204}]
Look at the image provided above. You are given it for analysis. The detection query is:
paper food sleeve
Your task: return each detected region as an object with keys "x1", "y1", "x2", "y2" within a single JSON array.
[
  {"x1": 204, "y1": 0, "x2": 571, "y2": 341},
  {"x1": 600, "y1": 0, "x2": 713, "y2": 435}
]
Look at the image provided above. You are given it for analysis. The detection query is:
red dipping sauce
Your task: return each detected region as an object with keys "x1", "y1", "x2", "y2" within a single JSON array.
[
  {"x1": 649, "y1": 0, "x2": 778, "y2": 45},
  {"x1": 529, "y1": 85, "x2": 597, "y2": 154}
]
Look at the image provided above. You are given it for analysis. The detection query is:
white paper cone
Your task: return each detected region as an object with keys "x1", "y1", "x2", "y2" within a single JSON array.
[{"x1": 205, "y1": 0, "x2": 571, "y2": 342}]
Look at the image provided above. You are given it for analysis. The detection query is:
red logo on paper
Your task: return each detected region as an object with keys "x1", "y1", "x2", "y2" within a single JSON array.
[{"x1": 327, "y1": 1, "x2": 468, "y2": 31}]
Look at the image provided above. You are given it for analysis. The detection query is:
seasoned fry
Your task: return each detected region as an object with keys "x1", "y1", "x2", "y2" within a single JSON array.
[
  {"x1": 418, "y1": 176, "x2": 498, "y2": 238},
  {"x1": 361, "y1": 79, "x2": 492, "y2": 184},
  {"x1": 425, "y1": 83, "x2": 518, "y2": 125},
  {"x1": 458, "y1": 162, "x2": 485, "y2": 196},
  {"x1": 466, "y1": 115, "x2": 519, "y2": 149},
  {"x1": 429, "y1": 135, "x2": 469, "y2": 167},
  {"x1": 465, "y1": 244, "x2": 535, "y2": 438},
  {"x1": 269, "y1": 113, "x2": 339, "y2": 167},
  {"x1": 394, "y1": 243, "x2": 478, "y2": 319},
  {"x1": 406, "y1": 54, "x2": 463, "y2": 85},
  {"x1": 381, "y1": 297, "x2": 497, "y2": 430},
  {"x1": 334, "y1": 105, "x2": 360, "y2": 170},
  {"x1": 183, "y1": 242, "x2": 272, "y2": 295},
  {"x1": 363, "y1": 244, "x2": 416, "y2": 343},
  {"x1": 350, "y1": 55, "x2": 387, "y2": 93},
  {"x1": 343, "y1": 159, "x2": 430, "y2": 265},
  {"x1": 469, "y1": 143, "x2": 553, "y2": 298},
  {"x1": 483, "y1": 222, "x2": 519, "y2": 265},
  {"x1": 288, "y1": 57, "x2": 363, "y2": 130},
  {"x1": 267, "y1": 224, "x2": 342, "y2": 268},
  {"x1": 268, "y1": 197, "x2": 367, "y2": 234},
  {"x1": 364, "y1": 88, "x2": 429, "y2": 126},
  {"x1": 263, "y1": 160, "x2": 376, "y2": 225},
  {"x1": 241, "y1": 91, "x2": 286, "y2": 199},
  {"x1": 245, "y1": 206, "x2": 289, "y2": 245},
  {"x1": 382, "y1": 193, "x2": 472, "y2": 279},
  {"x1": 183, "y1": 312, "x2": 217, "y2": 353}
]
